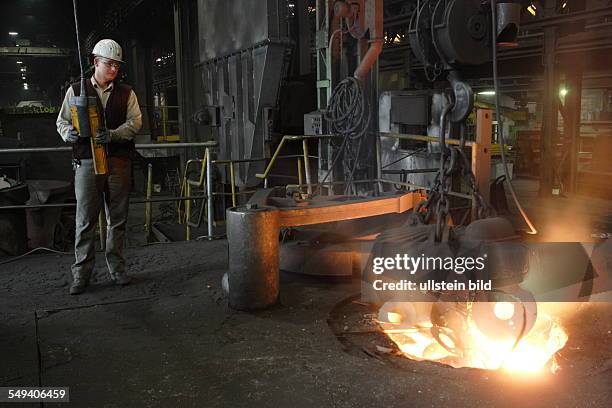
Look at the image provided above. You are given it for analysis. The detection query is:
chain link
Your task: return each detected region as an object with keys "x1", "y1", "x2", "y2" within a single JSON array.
[{"x1": 414, "y1": 114, "x2": 493, "y2": 241}]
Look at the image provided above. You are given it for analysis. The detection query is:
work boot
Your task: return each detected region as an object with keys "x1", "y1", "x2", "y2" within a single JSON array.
[
  {"x1": 69, "y1": 280, "x2": 88, "y2": 295},
  {"x1": 113, "y1": 274, "x2": 133, "y2": 286}
]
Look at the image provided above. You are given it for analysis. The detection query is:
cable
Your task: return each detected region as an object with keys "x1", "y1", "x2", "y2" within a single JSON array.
[
  {"x1": 322, "y1": 77, "x2": 371, "y2": 195},
  {"x1": 381, "y1": 148, "x2": 427, "y2": 170},
  {"x1": 0, "y1": 247, "x2": 72, "y2": 266},
  {"x1": 72, "y1": 0, "x2": 86, "y2": 96},
  {"x1": 491, "y1": 0, "x2": 537, "y2": 235}
]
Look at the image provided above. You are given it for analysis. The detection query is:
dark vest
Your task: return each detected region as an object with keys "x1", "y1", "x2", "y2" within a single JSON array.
[{"x1": 70, "y1": 79, "x2": 135, "y2": 159}]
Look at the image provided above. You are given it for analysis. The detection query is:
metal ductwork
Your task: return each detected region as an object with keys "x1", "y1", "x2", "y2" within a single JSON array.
[{"x1": 198, "y1": 0, "x2": 292, "y2": 187}]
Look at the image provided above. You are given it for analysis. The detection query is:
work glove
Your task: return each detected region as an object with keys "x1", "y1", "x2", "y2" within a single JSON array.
[
  {"x1": 95, "y1": 128, "x2": 113, "y2": 144},
  {"x1": 65, "y1": 125, "x2": 79, "y2": 143}
]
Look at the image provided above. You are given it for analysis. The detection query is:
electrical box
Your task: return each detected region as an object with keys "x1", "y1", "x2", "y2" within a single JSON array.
[
  {"x1": 304, "y1": 111, "x2": 327, "y2": 135},
  {"x1": 379, "y1": 91, "x2": 432, "y2": 132}
]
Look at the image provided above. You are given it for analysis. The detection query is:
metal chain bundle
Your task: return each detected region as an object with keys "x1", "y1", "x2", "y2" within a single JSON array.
[
  {"x1": 414, "y1": 104, "x2": 492, "y2": 241},
  {"x1": 323, "y1": 77, "x2": 371, "y2": 194}
]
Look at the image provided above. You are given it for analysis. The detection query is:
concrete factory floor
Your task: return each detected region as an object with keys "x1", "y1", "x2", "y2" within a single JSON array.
[{"x1": 1, "y1": 180, "x2": 611, "y2": 408}]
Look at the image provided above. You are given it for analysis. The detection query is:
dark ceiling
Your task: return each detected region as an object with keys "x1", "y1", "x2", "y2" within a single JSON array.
[
  {"x1": 0, "y1": 0, "x2": 103, "y2": 106},
  {"x1": 0, "y1": 0, "x2": 174, "y2": 107}
]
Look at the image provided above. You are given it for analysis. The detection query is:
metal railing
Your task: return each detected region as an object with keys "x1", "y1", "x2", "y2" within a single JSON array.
[
  {"x1": 0, "y1": 142, "x2": 218, "y2": 244},
  {"x1": 0, "y1": 142, "x2": 218, "y2": 155},
  {"x1": 256, "y1": 134, "x2": 336, "y2": 194},
  {"x1": 1, "y1": 120, "x2": 493, "y2": 243}
]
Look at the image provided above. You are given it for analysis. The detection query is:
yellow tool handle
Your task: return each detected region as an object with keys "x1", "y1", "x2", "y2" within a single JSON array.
[
  {"x1": 88, "y1": 106, "x2": 108, "y2": 175},
  {"x1": 69, "y1": 105, "x2": 80, "y2": 133},
  {"x1": 69, "y1": 105, "x2": 108, "y2": 175}
]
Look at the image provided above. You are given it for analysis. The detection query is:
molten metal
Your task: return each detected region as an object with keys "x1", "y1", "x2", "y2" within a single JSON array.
[{"x1": 378, "y1": 302, "x2": 568, "y2": 373}]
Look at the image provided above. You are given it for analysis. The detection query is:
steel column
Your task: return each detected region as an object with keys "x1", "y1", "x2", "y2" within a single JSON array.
[
  {"x1": 473, "y1": 110, "x2": 493, "y2": 203},
  {"x1": 564, "y1": 66, "x2": 583, "y2": 194},
  {"x1": 540, "y1": 26, "x2": 558, "y2": 197},
  {"x1": 296, "y1": 0, "x2": 311, "y2": 75},
  {"x1": 174, "y1": 0, "x2": 197, "y2": 143}
]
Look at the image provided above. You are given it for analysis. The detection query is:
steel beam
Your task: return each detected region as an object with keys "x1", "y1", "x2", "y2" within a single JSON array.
[
  {"x1": 277, "y1": 191, "x2": 424, "y2": 227},
  {"x1": 0, "y1": 47, "x2": 71, "y2": 57}
]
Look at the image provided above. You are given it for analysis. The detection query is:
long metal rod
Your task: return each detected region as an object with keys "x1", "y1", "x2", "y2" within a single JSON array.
[
  {"x1": 213, "y1": 191, "x2": 256, "y2": 196},
  {"x1": 381, "y1": 169, "x2": 438, "y2": 174},
  {"x1": 375, "y1": 131, "x2": 383, "y2": 194},
  {"x1": 256, "y1": 137, "x2": 287, "y2": 179},
  {"x1": 72, "y1": 0, "x2": 86, "y2": 105},
  {"x1": 377, "y1": 179, "x2": 473, "y2": 200},
  {"x1": 302, "y1": 139, "x2": 312, "y2": 194},
  {"x1": 206, "y1": 147, "x2": 214, "y2": 239},
  {"x1": 0, "y1": 195, "x2": 209, "y2": 211},
  {"x1": 185, "y1": 183, "x2": 191, "y2": 241},
  {"x1": 380, "y1": 132, "x2": 475, "y2": 147},
  {"x1": 297, "y1": 157, "x2": 303, "y2": 187},
  {"x1": 229, "y1": 162, "x2": 237, "y2": 207},
  {"x1": 0, "y1": 142, "x2": 218, "y2": 154},
  {"x1": 256, "y1": 134, "x2": 339, "y2": 180},
  {"x1": 212, "y1": 155, "x2": 318, "y2": 165},
  {"x1": 98, "y1": 209, "x2": 106, "y2": 251},
  {"x1": 286, "y1": 178, "x2": 473, "y2": 200},
  {"x1": 144, "y1": 163, "x2": 153, "y2": 242}
]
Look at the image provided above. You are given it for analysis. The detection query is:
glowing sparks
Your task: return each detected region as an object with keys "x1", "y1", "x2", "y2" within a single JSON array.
[
  {"x1": 494, "y1": 302, "x2": 515, "y2": 320},
  {"x1": 379, "y1": 302, "x2": 568, "y2": 374}
]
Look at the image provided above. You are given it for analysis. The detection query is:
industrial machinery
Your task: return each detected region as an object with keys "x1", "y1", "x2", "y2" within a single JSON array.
[
  {"x1": 224, "y1": 0, "x2": 530, "y2": 312},
  {"x1": 318, "y1": 0, "x2": 384, "y2": 194},
  {"x1": 196, "y1": 0, "x2": 293, "y2": 187}
]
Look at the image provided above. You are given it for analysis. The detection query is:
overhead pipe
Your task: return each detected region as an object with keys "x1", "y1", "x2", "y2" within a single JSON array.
[
  {"x1": 353, "y1": 38, "x2": 383, "y2": 80},
  {"x1": 353, "y1": 0, "x2": 383, "y2": 81},
  {"x1": 332, "y1": 0, "x2": 383, "y2": 81}
]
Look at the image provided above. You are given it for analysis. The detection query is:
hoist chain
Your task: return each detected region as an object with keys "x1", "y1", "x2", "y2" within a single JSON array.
[{"x1": 414, "y1": 106, "x2": 492, "y2": 241}]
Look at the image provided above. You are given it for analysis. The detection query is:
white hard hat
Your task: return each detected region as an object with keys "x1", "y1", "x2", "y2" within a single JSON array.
[{"x1": 92, "y1": 39, "x2": 124, "y2": 63}]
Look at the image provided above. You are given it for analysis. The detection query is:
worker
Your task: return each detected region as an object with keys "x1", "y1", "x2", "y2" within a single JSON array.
[{"x1": 56, "y1": 39, "x2": 142, "y2": 295}]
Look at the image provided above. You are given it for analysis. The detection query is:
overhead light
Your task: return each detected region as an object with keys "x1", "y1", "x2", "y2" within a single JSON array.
[
  {"x1": 559, "y1": 88, "x2": 568, "y2": 97},
  {"x1": 478, "y1": 90, "x2": 496, "y2": 96},
  {"x1": 20, "y1": 67, "x2": 26, "y2": 72},
  {"x1": 527, "y1": 4, "x2": 537, "y2": 16},
  {"x1": 562, "y1": 2, "x2": 567, "y2": 8},
  {"x1": 16, "y1": 61, "x2": 23, "y2": 64},
  {"x1": 155, "y1": 57, "x2": 162, "y2": 62},
  {"x1": 23, "y1": 83, "x2": 28, "y2": 90},
  {"x1": 9, "y1": 31, "x2": 18, "y2": 36}
]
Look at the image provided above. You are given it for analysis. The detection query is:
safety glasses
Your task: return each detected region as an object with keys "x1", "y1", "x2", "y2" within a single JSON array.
[{"x1": 98, "y1": 58, "x2": 121, "y2": 70}]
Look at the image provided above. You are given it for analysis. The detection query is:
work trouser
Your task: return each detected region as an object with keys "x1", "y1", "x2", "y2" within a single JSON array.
[{"x1": 71, "y1": 156, "x2": 131, "y2": 284}]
